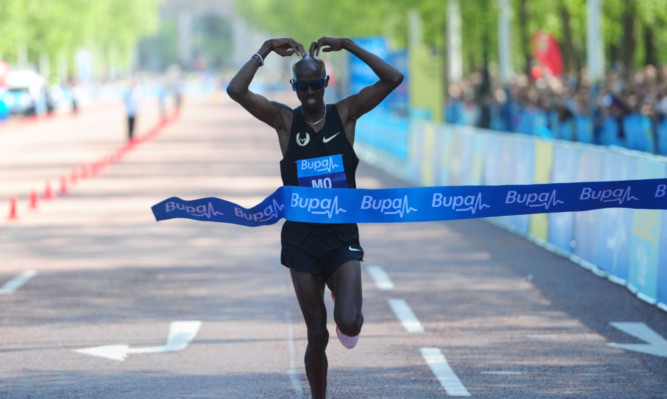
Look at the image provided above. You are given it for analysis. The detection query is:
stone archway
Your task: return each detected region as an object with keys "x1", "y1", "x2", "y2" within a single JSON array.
[{"x1": 159, "y1": 0, "x2": 264, "y2": 70}]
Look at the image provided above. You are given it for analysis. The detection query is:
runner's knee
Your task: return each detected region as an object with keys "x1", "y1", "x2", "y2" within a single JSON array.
[
  {"x1": 307, "y1": 326, "x2": 329, "y2": 349},
  {"x1": 335, "y1": 311, "x2": 363, "y2": 337}
]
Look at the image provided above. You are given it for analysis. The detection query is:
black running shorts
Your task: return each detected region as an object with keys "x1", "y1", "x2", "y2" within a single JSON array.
[{"x1": 281, "y1": 221, "x2": 364, "y2": 279}]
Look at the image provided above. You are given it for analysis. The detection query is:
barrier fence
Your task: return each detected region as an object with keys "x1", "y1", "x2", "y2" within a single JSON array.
[{"x1": 356, "y1": 111, "x2": 667, "y2": 312}]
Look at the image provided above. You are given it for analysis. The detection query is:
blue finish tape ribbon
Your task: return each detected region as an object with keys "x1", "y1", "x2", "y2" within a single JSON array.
[{"x1": 152, "y1": 179, "x2": 667, "y2": 227}]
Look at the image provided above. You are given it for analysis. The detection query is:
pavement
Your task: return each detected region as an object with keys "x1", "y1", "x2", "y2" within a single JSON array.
[{"x1": 1, "y1": 94, "x2": 666, "y2": 399}]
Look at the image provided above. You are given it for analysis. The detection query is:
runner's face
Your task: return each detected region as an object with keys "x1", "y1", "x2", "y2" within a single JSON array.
[{"x1": 294, "y1": 69, "x2": 326, "y2": 110}]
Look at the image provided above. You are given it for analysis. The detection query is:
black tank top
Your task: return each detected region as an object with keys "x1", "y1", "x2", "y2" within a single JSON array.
[{"x1": 280, "y1": 104, "x2": 359, "y2": 188}]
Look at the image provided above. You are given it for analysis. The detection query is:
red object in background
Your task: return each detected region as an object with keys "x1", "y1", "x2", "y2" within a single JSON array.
[
  {"x1": 7, "y1": 196, "x2": 18, "y2": 220},
  {"x1": 43, "y1": 181, "x2": 55, "y2": 199},
  {"x1": 30, "y1": 191, "x2": 39, "y2": 209},
  {"x1": 530, "y1": 65, "x2": 543, "y2": 80},
  {"x1": 531, "y1": 31, "x2": 564, "y2": 77},
  {"x1": 59, "y1": 176, "x2": 68, "y2": 195}
]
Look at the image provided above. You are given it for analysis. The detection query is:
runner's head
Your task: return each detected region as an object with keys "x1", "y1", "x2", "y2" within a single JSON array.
[{"x1": 291, "y1": 56, "x2": 329, "y2": 110}]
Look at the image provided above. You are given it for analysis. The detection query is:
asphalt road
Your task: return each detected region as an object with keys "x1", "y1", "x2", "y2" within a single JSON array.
[{"x1": 1, "y1": 94, "x2": 666, "y2": 399}]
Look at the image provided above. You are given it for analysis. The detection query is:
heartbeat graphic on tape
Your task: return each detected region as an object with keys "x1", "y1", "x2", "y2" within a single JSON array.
[{"x1": 152, "y1": 179, "x2": 667, "y2": 227}]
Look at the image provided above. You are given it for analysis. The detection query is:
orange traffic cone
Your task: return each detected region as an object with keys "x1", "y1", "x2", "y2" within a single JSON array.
[
  {"x1": 7, "y1": 196, "x2": 18, "y2": 220},
  {"x1": 59, "y1": 176, "x2": 68, "y2": 196},
  {"x1": 29, "y1": 191, "x2": 39, "y2": 209},
  {"x1": 43, "y1": 181, "x2": 55, "y2": 199}
]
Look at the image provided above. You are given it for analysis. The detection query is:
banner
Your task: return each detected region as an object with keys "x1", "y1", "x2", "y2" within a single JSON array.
[
  {"x1": 531, "y1": 31, "x2": 564, "y2": 77},
  {"x1": 153, "y1": 179, "x2": 667, "y2": 227}
]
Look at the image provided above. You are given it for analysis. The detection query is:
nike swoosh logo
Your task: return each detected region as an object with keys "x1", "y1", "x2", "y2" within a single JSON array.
[
  {"x1": 349, "y1": 246, "x2": 362, "y2": 252},
  {"x1": 322, "y1": 132, "x2": 340, "y2": 143}
]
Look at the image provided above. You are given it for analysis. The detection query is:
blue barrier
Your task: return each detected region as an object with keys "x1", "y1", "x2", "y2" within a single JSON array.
[
  {"x1": 357, "y1": 110, "x2": 667, "y2": 311},
  {"x1": 657, "y1": 118, "x2": 667, "y2": 156},
  {"x1": 623, "y1": 113, "x2": 656, "y2": 153},
  {"x1": 575, "y1": 115, "x2": 594, "y2": 144},
  {"x1": 594, "y1": 151, "x2": 637, "y2": 281},
  {"x1": 548, "y1": 145, "x2": 579, "y2": 254}
]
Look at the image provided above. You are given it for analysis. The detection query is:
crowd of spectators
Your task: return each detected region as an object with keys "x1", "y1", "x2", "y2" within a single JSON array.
[{"x1": 445, "y1": 65, "x2": 667, "y2": 156}]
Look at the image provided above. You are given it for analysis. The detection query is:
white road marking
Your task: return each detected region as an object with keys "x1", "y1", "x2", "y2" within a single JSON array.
[
  {"x1": 0, "y1": 270, "x2": 37, "y2": 295},
  {"x1": 421, "y1": 347, "x2": 470, "y2": 396},
  {"x1": 388, "y1": 299, "x2": 424, "y2": 333},
  {"x1": 285, "y1": 309, "x2": 303, "y2": 399},
  {"x1": 518, "y1": 315, "x2": 552, "y2": 321},
  {"x1": 74, "y1": 321, "x2": 201, "y2": 361},
  {"x1": 366, "y1": 265, "x2": 394, "y2": 290},
  {"x1": 609, "y1": 322, "x2": 667, "y2": 358},
  {"x1": 282, "y1": 272, "x2": 304, "y2": 399},
  {"x1": 526, "y1": 334, "x2": 558, "y2": 340},
  {"x1": 480, "y1": 371, "x2": 522, "y2": 375}
]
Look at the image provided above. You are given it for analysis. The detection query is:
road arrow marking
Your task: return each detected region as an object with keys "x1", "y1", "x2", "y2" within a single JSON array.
[
  {"x1": 609, "y1": 322, "x2": 667, "y2": 358},
  {"x1": 74, "y1": 321, "x2": 202, "y2": 361}
]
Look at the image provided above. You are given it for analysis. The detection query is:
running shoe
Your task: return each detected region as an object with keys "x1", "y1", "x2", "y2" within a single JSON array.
[
  {"x1": 336, "y1": 325, "x2": 359, "y2": 349},
  {"x1": 331, "y1": 292, "x2": 359, "y2": 349}
]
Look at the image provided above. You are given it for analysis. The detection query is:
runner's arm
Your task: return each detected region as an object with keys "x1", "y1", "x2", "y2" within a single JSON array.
[
  {"x1": 311, "y1": 37, "x2": 403, "y2": 122},
  {"x1": 227, "y1": 38, "x2": 306, "y2": 130}
]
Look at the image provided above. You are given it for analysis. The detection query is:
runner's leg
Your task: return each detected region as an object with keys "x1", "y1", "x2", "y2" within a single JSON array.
[
  {"x1": 290, "y1": 269, "x2": 328, "y2": 399},
  {"x1": 327, "y1": 260, "x2": 364, "y2": 338}
]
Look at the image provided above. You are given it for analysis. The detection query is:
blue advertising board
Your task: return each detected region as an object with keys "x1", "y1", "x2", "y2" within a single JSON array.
[
  {"x1": 628, "y1": 158, "x2": 665, "y2": 302},
  {"x1": 658, "y1": 175, "x2": 667, "y2": 307},
  {"x1": 548, "y1": 145, "x2": 580, "y2": 254},
  {"x1": 573, "y1": 148, "x2": 604, "y2": 264},
  {"x1": 498, "y1": 137, "x2": 535, "y2": 234},
  {"x1": 594, "y1": 151, "x2": 637, "y2": 281},
  {"x1": 350, "y1": 37, "x2": 388, "y2": 111}
]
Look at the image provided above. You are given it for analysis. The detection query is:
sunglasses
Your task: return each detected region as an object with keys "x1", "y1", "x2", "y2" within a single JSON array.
[{"x1": 290, "y1": 76, "x2": 329, "y2": 92}]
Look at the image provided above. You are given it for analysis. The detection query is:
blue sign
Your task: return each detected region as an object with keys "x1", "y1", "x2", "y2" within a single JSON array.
[
  {"x1": 349, "y1": 37, "x2": 388, "y2": 107},
  {"x1": 296, "y1": 154, "x2": 347, "y2": 188}
]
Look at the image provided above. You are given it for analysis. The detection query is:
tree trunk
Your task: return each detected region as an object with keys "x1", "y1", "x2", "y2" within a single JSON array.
[
  {"x1": 644, "y1": 24, "x2": 657, "y2": 67},
  {"x1": 519, "y1": 0, "x2": 532, "y2": 76},
  {"x1": 560, "y1": 5, "x2": 573, "y2": 75},
  {"x1": 620, "y1": 4, "x2": 636, "y2": 76}
]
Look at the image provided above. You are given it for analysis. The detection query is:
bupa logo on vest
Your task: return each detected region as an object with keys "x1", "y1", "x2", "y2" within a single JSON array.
[{"x1": 298, "y1": 156, "x2": 342, "y2": 175}]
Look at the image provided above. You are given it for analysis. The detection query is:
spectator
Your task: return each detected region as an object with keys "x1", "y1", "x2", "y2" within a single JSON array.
[
  {"x1": 123, "y1": 81, "x2": 140, "y2": 141},
  {"x1": 442, "y1": 64, "x2": 667, "y2": 155}
]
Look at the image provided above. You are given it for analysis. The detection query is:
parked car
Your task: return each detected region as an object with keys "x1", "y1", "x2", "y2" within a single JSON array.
[{"x1": 4, "y1": 69, "x2": 45, "y2": 116}]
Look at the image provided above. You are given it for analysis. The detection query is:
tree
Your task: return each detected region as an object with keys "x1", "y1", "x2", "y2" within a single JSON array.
[{"x1": 0, "y1": 0, "x2": 162, "y2": 79}]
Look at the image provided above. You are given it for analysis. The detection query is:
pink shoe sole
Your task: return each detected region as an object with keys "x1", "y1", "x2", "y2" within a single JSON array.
[
  {"x1": 336, "y1": 325, "x2": 359, "y2": 349},
  {"x1": 331, "y1": 292, "x2": 360, "y2": 348}
]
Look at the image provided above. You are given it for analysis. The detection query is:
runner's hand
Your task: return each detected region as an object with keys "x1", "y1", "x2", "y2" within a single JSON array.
[
  {"x1": 309, "y1": 37, "x2": 347, "y2": 56},
  {"x1": 267, "y1": 38, "x2": 306, "y2": 57}
]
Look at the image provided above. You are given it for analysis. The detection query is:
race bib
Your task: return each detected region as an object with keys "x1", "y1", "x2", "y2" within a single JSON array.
[{"x1": 296, "y1": 154, "x2": 348, "y2": 188}]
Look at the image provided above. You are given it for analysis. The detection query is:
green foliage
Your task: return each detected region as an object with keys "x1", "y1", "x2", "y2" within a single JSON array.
[
  {"x1": 235, "y1": 0, "x2": 667, "y2": 78},
  {"x1": 0, "y1": 0, "x2": 162, "y2": 76}
]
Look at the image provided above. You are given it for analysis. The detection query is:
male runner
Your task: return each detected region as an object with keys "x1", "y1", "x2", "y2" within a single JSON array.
[{"x1": 227, "y1": 36, "x2": 403, "y2": 399}]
